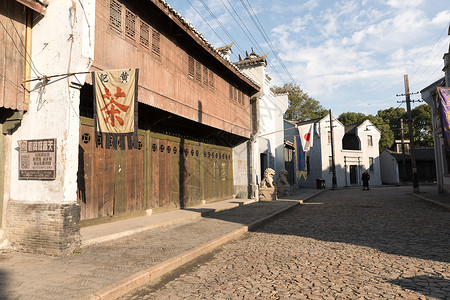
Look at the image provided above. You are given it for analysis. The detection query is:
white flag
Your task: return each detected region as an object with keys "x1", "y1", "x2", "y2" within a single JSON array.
[{"x1": 301, "y1": 124, "x2": 314, "y2": 151}]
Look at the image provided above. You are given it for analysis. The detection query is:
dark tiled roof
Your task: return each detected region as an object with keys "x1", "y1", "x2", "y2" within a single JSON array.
[
  {"x1": 386, "y1": 147, "x2": 435, "y2": 161},
  {"x1": 344, "y1": 123, "x2": 362, "y2": 134}
]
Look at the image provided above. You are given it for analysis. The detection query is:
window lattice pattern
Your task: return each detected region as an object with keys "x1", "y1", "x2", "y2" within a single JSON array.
[
  {"x1": 238, "y1": 91, "x2": 243, "y2": 106},
  {"x1": 233, "y1": 87, "x2": 237, "y2": 104},
  {"x1": 229, "y1": 85, "x2": 233, "y2": 102},
  {"x1": 203, "y1": 66, "x2": 208, "y2": 85},
  {"x1": 125, "y1": 9, "x2": 136, "y2": 40},
  {"x1": 140, "y1": 21, "x2": 149, "y2": 48},
  {"x1": 209, "y1": 71, "x2": 214, "y2": 89},
  {"x1": 188, "y1": 56, "x2": 195, "y2": 78},
  {"x1": 110, "y1": 0, "x2": 122, "y2": 33},
  {"x1": 195, "y1": 60, "x2": 201, "y2": 82},
  {"x1": 152, "y1": 29, "x2": 160, "y2": 57}
]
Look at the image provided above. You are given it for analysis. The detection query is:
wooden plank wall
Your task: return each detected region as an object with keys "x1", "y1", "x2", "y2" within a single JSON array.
[
  {"x1": 78, "y1": 122, "x2": 144, "y2": 220},
  {"x1": 0, "y1": 2, "x2": 26, "y2": 110},
  {"x1": 78, "y1": 122, "x2": 233, "y2": 220},
  {"x1": 145, "y1": 133, "x2": 233, "y2": 209}
]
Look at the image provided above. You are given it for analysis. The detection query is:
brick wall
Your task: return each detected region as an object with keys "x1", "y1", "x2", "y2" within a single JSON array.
[{"x1": 6, "y1": 201, "x2": 81, "y2": 256}]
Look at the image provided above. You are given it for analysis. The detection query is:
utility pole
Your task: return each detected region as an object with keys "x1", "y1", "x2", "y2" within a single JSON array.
[
  {"x1": 329, "y1": 109, "x2": 337, "y2": 189},
  {"x1": 400, "y1": 118, "x2": 407, "y2": 185},
  {"x1": 403, "y1": 75, "x2": 420, "y2": 193}
]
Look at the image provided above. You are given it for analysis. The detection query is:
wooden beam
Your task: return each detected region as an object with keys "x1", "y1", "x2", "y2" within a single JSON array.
[{"x1": 15, "y1": 0, "x2": 46, "y2": 15}]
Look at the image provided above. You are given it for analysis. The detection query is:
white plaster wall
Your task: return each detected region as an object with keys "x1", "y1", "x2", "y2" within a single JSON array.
[
  {"x1": 240, "y1": 64, "x2": 287, "y2": 182},
  {"x1": 9, "y1": 0, "x2": 95, "y2": 203},
  {"x1": 356, "y1": 120, "x2": 382, "y2": 186},
  {"x1": 380, "y1": 151, "x2": 400, "y2": 185},
  {"x1": 294, "y1": 116, "x2": 382, "y2": 188},
  {"x1": 232, "y1": 141, "x2": 249, "y2": 192},
  {"x1": 273, "y1": 93, "x2": 288, "y2": 178}
]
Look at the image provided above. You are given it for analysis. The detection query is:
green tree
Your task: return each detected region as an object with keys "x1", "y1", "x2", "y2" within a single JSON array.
[
  {"x1": 274, "y1": 83, "x2": 327, "y2": 121},
  {"x1": 377, "y1": 105, "x2": 433, "y2": 147},
  {"x1": 377, "y1": 107, "x2": 406, "y2": 140},
  {"x1": 337, "y1": 112, "x2": 367, "y2": 125},
  {"x1": 411, "y1": 104, "x2": 433, "y2": 147}
]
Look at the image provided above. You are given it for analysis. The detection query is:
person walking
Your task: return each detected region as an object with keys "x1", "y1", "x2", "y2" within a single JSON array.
[{"x1": 361, "y1": 170, "x2": 370, "y2": 190}]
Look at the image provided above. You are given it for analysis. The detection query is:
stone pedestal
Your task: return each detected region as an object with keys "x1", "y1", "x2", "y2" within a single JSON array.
[
  {"x1": 6, "y1": 201, "x2": 81, "y2": 256},
  {"x1": 259, "y1": 187, "x2": 277, "y2": 201}
]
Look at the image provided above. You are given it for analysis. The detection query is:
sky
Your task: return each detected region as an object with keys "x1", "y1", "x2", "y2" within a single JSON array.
[{"x1": 165, "y1": 0, "x2": 450, "y2": 117}]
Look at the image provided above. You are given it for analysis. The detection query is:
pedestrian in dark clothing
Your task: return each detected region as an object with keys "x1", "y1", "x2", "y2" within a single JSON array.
[{"x1": 362, "y1": 170, "x2": 370, "y2": 190}]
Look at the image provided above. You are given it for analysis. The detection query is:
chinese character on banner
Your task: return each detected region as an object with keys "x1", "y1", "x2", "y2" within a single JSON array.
[
  {"x1": 438, "y1": 87, "x2": 450, "y2": 153},
  {"x1": 93, "y1": 69, "x2": 139, "y2": 149}
]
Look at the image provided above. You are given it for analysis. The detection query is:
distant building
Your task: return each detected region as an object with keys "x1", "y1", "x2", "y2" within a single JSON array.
[
  {"x1": 380, "y1": 142, "x2": 436, "y2": 185},
  {"x1": 284, "y1": 115, "x2": 382, "y2": 188}
]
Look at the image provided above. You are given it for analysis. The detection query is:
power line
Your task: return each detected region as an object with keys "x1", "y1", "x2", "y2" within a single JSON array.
[
  {"x1": 239, "y1": 0, "x2": 296, "y2": 84},
  {"x1": 219, "y1": 0, "x2": 289, "y2": 83},
  {"x1": 410, "y1": 23, "x2": 448, "y2": 81},
  {"x1": 195, "y1": 0, "x2": 245, "y2": 55},
  {"x1": 185, "y1": 0, "x2": 229, "y2": 50},
  {"x1": 410, "y1": 36, "x2": 450, "y2": 91}
]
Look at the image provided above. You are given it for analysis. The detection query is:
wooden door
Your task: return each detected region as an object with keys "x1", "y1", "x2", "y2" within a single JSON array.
[{"x1": 77, "y1": 122, "x2": 144, "y2": 220}]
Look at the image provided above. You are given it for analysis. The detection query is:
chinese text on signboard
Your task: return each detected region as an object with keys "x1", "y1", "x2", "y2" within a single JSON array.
[{"x1": 18, "y1": 138, "x2": 56, "y2": 180}]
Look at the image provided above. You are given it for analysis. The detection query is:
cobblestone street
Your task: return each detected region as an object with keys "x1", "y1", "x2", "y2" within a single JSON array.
[{"x1": 123, "y1": 187, "x2": 450, "y2": 299}]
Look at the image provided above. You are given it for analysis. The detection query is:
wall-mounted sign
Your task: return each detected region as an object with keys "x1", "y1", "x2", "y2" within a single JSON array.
[{"x1": 18, "y1": 138, "x2": 56, "y2": 180}]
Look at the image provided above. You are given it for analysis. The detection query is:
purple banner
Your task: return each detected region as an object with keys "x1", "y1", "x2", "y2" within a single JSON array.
[{"x1": 438, "y1": 87, "x2": 450, "y2": 152}]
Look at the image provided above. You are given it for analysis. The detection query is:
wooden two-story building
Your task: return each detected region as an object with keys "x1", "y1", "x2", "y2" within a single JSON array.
[
  {"x1": 1, "y1": 0, "x2": 259, "y2": 255},
  {"x1": 77, "y1": 0, "x2": 260, "y2": 221}
]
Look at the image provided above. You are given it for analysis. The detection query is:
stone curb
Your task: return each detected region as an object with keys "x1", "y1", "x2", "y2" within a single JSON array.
[
  {"x1": 82, "y1": 199, "x2": 257, "y2": 247},
  {"x1": 411, "y1": 193, "x2": 450, "y2": 211},
  {"x1": 79, "y1": 190, "x2": 324, "y2": 300}
]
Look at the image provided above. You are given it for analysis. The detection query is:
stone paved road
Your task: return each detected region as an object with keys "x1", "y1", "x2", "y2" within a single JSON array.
[{"x1": 123, "y1": 187, "x2": 450, "y2": 299}]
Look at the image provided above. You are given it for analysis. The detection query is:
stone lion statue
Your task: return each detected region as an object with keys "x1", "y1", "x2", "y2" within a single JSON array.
[
  {"x1": 276, "y1": 169, "x2": 290, "y2": 196},
  {"x1": 260, "y1": 168, "x2": 275, "y2": 188}
]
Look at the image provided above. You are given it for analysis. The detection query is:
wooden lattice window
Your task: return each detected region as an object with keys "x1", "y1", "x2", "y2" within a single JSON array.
[
  {"x1": 110, "y1": 0, "x2": 122, "y2": 33},
  {"x1": 188, "y1": 56, "x2": 194, "y2": 78},
  {"x1": 152, "y1": 29, "x2": 160, "y2": 57},
  {"x1": 233, "y1": 87, "x2": 237, "y2": 104},
  {"x1": 238, "y1": 91, "x2": 243, "y2": 106},
  {"x1": 209, "y1": 71, "x2": 214, "y2": 89},
  {"x1": 125, "y1": 9, "x2": 136, "y2": 40},
  {"x1": 229, "y1": 85, "x2": 233, "y2": 102},
  {"x1": 195, "y1": 60, "x2": 201, "y2": 82},
  {"x1": 140, "y1": 21, "x2": 149, "y2": 48},
  {"x1": 203, "y1": 66, "x2": 208, "y2": 85}
]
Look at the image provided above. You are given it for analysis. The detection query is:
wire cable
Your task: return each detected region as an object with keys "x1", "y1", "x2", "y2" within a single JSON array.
[{"x1": 239, "y1": 0, "x2": 296, "y2": 84}]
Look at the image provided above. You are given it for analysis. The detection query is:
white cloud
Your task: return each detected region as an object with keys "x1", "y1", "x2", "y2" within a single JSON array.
[
  {"x1": 385, "y1": 0, "x2": 424, "y2": 8},
  {"x1": 432, "y1": 10, "x2": 450, "y2": 25}
]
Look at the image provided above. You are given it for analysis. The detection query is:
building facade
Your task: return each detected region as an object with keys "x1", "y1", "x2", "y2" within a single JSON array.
[
  {"x1": 285, "y1": 115, "x2": 382, "y2": 188},
  {"x1": 234, "y1": 50, "x2": 289, "y2": 186},
  {"x1": 1, "y1": 0, "x2": 260, "y2": 255}
]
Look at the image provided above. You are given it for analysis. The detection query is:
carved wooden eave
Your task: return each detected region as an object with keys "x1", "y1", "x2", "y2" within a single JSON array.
[
  {"x1": 235, "y1": 52, "x2": 269, "y2": 68},
  {"x1": 15, "y1": 0, "x2": 46, "y2": 14},
  {"x1": 217, "y1": 42, "x2": 234, "y2": 52}
]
